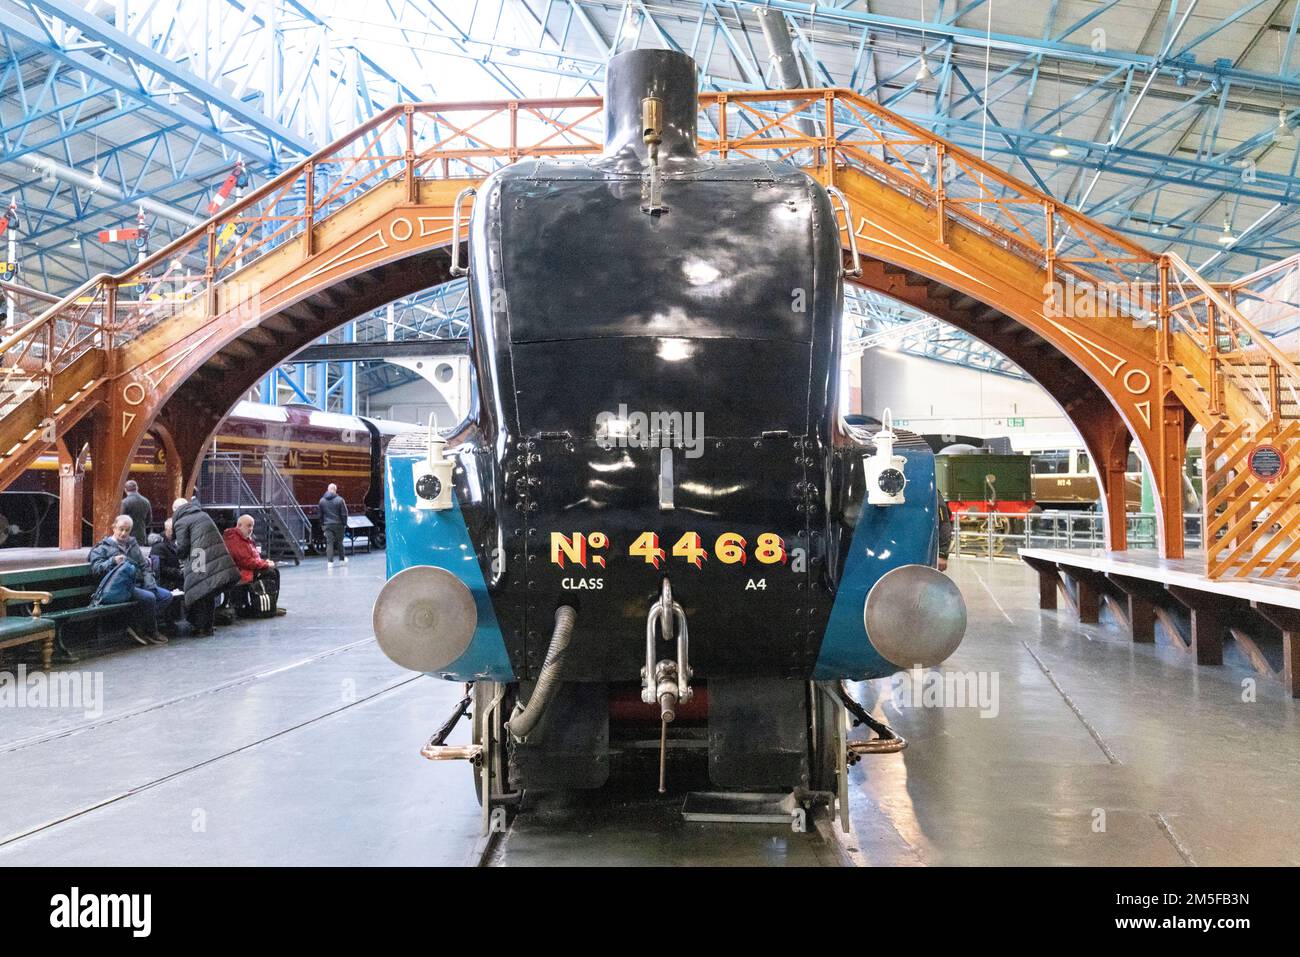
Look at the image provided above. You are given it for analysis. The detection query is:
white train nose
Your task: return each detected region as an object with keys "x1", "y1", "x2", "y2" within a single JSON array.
[
  {"x1": 372, "y1": 565, "x2": 477, "y2": 672},
  {"x1": 863, "y1": 564, "x2": 967, "y2": 668}
]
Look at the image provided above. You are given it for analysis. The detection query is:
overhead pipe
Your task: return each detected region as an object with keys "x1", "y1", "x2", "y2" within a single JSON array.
[
  {"x1": 26, "y1": 156, "x2": 203, "y2": 230},
  {"x1": 755, "y1": 7, "x2": 819, "y2": 150}
]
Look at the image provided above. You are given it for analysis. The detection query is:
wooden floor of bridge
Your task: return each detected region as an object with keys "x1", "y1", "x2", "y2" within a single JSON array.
[{"x1": 0, "y1": 552, "x2": 1296, "y2": 865}]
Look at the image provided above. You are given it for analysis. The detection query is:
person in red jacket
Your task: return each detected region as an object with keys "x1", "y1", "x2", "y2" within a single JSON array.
[{"x1": 223, "y1": 514, "x2": 287, "y2": 617}]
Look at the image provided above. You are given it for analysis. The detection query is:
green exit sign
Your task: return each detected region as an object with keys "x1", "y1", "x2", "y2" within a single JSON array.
[{"x1": 1007, "y1": 417, "x2": 1025, "y2": 427}]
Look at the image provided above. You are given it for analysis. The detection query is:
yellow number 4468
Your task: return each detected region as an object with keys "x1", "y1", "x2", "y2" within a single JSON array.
[{"x1": 627, "y1": 530, "x2": 786, "y2": 569}]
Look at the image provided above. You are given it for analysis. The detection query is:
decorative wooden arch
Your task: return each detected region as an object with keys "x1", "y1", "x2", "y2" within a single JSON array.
[{"x1": 8, "y1": 88, "x2": 1279, "y2": 568}]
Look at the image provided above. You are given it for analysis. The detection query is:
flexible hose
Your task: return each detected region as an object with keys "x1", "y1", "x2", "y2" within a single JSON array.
[
  {"x1": 505, "y1": 605, "x2": 576, "y2": 740},
  {"x1": 837, "y1": 681, "x2": 907, "y2": 753}
]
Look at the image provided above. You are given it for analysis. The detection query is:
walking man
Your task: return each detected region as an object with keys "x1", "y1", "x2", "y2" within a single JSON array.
[
  {"x1": 318, "y1": 482, "x2": 349, "y2": 568},
  {"x1": 121, "y1": 480, "x2": 152, "y2": 539}
]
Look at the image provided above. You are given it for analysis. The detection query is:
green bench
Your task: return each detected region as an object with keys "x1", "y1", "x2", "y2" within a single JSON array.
[
  {"x1": 0, "y1": 563, "x2": 140, "y2": 664},
  {"x1": 0, "y1": 585, "x2": 55, "y2": 671}
]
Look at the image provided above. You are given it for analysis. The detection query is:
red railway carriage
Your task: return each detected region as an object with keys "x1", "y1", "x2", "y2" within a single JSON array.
[{"x1": 0, "y1": 401, "x2": 417, "y2": 547}]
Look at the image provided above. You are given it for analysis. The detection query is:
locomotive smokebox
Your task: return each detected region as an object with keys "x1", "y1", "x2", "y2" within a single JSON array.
[{"x1": 602, "y1": 48, "x2": 699, "y2": 163}]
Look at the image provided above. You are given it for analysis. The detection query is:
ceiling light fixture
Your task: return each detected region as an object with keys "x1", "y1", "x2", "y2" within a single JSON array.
[
  {"x1": 916, "y1": 0, "x2": 932, "y2": 84},
  {"x1": 1277, "y1": 106, "x2": 1295, "y2": 145},
  {"x1": 1049, "y1": 64, "x2": 1069, "y2": 158},
  {"x1": 1277, "y1": 32, "x2": 1295, "y2": 148}
]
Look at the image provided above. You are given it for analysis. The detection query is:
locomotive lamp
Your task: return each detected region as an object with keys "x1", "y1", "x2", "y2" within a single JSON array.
[
  {"x1": 413, "y1": 418, "x2": 455, "y2": 511},
  {"x1": 866, "y1": 408, "x2": 908, "y2": 506}
]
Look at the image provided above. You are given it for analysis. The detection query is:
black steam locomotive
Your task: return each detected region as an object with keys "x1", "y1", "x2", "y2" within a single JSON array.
[{"x1": 374, "y1": 49, "x2": 966, "y2": 830}]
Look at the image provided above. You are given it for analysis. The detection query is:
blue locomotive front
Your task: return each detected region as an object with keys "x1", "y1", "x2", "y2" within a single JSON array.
[{"x1": 373, "y1": 49, "x2": 966, "y2": 817}]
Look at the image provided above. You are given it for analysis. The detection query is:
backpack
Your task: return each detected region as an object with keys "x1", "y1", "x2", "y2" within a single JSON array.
[
  {"x1": 92, "y1": 561, "x2": 139, "y2": 606},
  {"x1": 246, "y1": 575, "x2": 279, "y2": 618}
]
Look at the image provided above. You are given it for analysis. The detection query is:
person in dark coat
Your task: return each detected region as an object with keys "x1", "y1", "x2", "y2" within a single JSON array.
[
  {"x1": 121, "y1": 480, "x2": 152, "y2": 539},
  {"x1": 936, "y1": 493, "x2": 953, "y2": 572},
  {"x1": 88, "y1": 515, "x2": 172, "y2": 645},
  {"x1": 171, "y1": 497, "x2": 241, "y2": 637},
  {"x1": 149, "y1": 518, "x2": 184, "y2": 590},
  {"x1": 318, "y1": 483, "x2": 349, "y2": 567}
]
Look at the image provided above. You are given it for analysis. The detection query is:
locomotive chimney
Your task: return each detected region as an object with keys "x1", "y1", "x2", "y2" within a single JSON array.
[{"x1": 602, "y1": 49, "x2": 699, "y2": 163}]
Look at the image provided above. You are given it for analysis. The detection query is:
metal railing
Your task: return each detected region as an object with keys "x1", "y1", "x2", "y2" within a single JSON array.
[
  {"x1": 195, "y1": 452, "x2": 302, "y2": 564},
  {"x1": 2, "y1": 88, "x2": 1295, "y2": 575},
  {"x1": 952, "y1": 510, "x2": 1204, "y2": 560},
  {"x1": 196, "y1": 453, "x2": 258, "y2": 509},
  {"x1": 1, "y1": 281, "x2": 58, "y2": 330},
  {"x1": 260, "y1": 455, "x2": 310, "y2": 557},
  {"x1": 0, "y1": 88, "x2": 1283, "y2": 420},
  {"x1": 1218, "y1": 254, "x2": 1300, "y2": 352}
]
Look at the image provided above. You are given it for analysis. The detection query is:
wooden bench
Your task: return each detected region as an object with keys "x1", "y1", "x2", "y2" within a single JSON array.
[
  {"x1": 0, "y1": 585, "x2": 55, "y2": 670},
  {"x1": 0, "y1": 563, "x2": 141, "y2": 660},
  {"x1": 1021, "y1": 547, "x2": 1300, "y2": 698}
]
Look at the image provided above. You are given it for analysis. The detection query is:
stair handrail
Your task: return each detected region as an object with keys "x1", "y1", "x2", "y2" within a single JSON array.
[
  {"x1": 12, "y1": 86, "x2": 1296, "y2": 446},
  {"x1": 1163, "y1": 251, "x2": 1300, "y2": 424},
  {"x1": 0, "y1": 96, "x2": 604, "y2": 374},
  {"x1": 1218, "y1": 252, "x2": 1300, "y2": 294},
  {"x1": 260, "y1": 454, "x2": 311, "y2": 547},
  {"x1": 0, "y1": 271, "x2": 113, "y2": 358},
  {"x1": 197, "y1": 452, "x2": 262, "y2": 510},
  {"x1": 809, "y1": 88, "x2": 1159, "y2": 268},
  {"x1": 1164, "y1": 252, "x2": 1300, "y2": 383},
  {"x1": 1215, "y1": 254, "x2": 1300, "y2": 345},
  {"x1": 0, "y1": 281, "x2": 59, "y2": 306},
  {"x1": 9, "y1": 88, "x2": 1164, "y2": 367}
]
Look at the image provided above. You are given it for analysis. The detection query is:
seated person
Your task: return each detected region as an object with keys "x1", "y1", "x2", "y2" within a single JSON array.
[
  {"x1": 88, "y1": 515, "x2": 173, "y2": 646},
  {"x1": 149, "y1": 518, "x2": 184, "y2": 590},
  {"x1": 223, "y1": 514, "x2": 287, "y2": 617}
]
